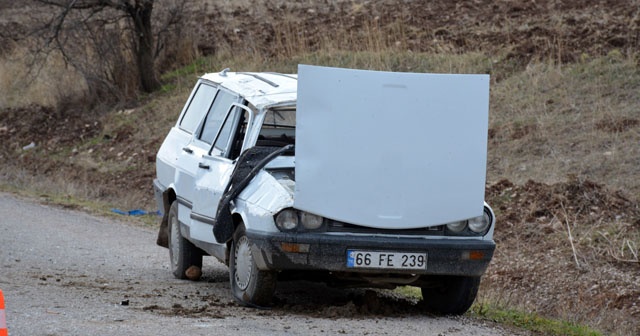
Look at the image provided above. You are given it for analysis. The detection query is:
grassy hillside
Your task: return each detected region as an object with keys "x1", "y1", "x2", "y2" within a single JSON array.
[{"x1": 1, "y1": 1, "x2": 639, "y2": 334}]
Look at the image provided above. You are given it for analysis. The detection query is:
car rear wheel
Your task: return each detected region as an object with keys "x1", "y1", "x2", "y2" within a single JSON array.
[
  {"x1": 168, "y1": 201, "x2": 202, "y2": 279},
  {"x1": 420, "y1": 275, "x2": 480, "y2": 315},
  {"x1": 229, "y1": 223, "x2": 276, "y2": 307}
]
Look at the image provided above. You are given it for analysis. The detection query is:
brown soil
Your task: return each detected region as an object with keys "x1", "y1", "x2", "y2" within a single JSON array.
[
  {"x1": 0, "y1": 104, "x2": 157, "y2": 206},
  {"x1": 201, "y1": 0, "x2": 639, "y2": 70},
  {"x1": 484, "y1": 178, "x2": 640, "y2": 334}
]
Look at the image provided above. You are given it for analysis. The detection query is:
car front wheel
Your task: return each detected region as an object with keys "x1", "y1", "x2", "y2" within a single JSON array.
[
  {"x1": 421, "y1": 275, "x2": 480, "y2": 315},
  {"x1": 168, "y1": 201, "x2": 203, "y2": 279},
  {"x1": 229, "y1": 223, "x2": 276, "y2": 307}
]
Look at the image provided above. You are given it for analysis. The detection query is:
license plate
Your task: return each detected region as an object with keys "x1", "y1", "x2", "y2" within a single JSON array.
[{"x1": 346, "y1": 250, "x2": 427, "y2": 270}]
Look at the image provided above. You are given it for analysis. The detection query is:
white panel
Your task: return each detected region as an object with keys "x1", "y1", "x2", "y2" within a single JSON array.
[{"x1": 294, "y1": 65, "x2": 490, "y2": 229}]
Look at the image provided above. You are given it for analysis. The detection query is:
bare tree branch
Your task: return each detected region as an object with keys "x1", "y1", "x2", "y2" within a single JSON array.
[{"x1": 7, "y1": 0, "x2": 193, "y2": 102}]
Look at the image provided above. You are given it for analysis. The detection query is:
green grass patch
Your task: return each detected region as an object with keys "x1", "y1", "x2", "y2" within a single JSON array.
[
  {"x1": 160, "y1": 83, "x2": 177, "y2": 93},
  {"x1": 393, "y1": 285, "x2": 422, "y2": 299},
  {"x1": 391, "y1": 286, "x2": 602, "y2": 336},
  {"x1": 161, "y1": 58, "x2": 210, "y2": 81},
  {"x1": 471, "y1": 302, "x2": 603, "y2": 336}
]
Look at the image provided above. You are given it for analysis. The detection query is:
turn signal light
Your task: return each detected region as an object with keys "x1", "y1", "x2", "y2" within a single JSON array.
[
  {"x1": 280, "y1": 242, "x2": 310, "y2": 253},
  {"x1": 464, "y1": 250, "x2": 485, "y2": 260}
]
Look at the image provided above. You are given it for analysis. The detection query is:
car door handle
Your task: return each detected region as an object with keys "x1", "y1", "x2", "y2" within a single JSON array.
[
  {"x1": 182, "y1": 147, "x2": 193, "y2": 154},
  {"x1": 198, "y1": 162, "x2": 210, "y2": 170}
]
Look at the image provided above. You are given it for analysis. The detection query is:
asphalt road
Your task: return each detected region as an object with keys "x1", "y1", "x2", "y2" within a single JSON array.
[{"x1": 0, "y1": 193, "x2": 516, "y2": 335}]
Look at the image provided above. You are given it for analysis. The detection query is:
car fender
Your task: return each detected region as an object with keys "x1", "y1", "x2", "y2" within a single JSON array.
[
  {"x1": 212, "y1": 146, "x2": 293, "y2": 243},
  {"x1": 233, "y1": 171, "x2": 294, "y2": 233}
]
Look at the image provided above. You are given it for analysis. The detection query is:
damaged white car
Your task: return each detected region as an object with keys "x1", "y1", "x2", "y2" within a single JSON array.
[{"x1": 154, "y1": 65, "x2": 495, "y2": 314}]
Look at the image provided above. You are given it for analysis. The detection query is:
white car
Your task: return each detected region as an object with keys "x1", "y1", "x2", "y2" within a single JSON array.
[{"x1": 154, "y1": 65, "x2": 495, "y2": 314}]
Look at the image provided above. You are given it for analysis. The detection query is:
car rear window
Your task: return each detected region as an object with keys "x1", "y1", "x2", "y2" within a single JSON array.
[{"x1": 179, "y1": 83, "x2": 217, "y2": 134}]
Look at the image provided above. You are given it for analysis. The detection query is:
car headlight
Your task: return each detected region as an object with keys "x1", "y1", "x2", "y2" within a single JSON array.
[
  {"x1": 468, "y1": 210, "x2": 491, "y2": 233},
  {"x1": 275, "y1": 209, "x2": 326, "y2": 232},
  {"x1": 446, "y1": 220, "x2": 467, "y2": 233},
  {"x1": 275, "y1": 209, "x2": 299, "y2": 231},
  {"x1": 300, "y1": 211, "x2": 323, "y2": 230}
]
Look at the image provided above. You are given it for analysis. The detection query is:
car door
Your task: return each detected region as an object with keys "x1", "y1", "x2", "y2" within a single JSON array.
[
  {"x1": 174, "y1": 88, "x2": 240, "y2": 224},
  {"x1": 156, "y1": 81, "x2": 216, "y2": 192},
  {"x1": 176, "y1": 90, "x2": 243, "y2": 246},
  {"x1": 190, "y1": 103, "x2": 253, "y2": 250}
]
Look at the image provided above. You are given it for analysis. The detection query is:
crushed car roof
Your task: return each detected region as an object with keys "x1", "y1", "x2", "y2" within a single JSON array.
[{"x1": 200, "y1": 70, "x2": 297, "y2": 109}]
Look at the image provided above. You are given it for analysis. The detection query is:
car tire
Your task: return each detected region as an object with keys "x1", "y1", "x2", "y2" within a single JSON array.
[
  {"x1": 168, "y1": 201, "x2": 203, "y2": 280},
  {"x1": 420, "y1": 275, "x2": 480, "y2": 315},
  {"x1": 229, "y1": 223, "x2": 276, "y2": 307}
]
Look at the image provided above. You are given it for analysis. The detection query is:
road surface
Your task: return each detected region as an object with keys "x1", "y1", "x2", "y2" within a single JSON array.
[{"x1": 0, "y1": 193, "x2": 517, "y2": 335}]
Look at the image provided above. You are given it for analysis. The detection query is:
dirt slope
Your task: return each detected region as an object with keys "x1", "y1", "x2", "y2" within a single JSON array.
[
  {"x1": 201, "y1": 0, "x2": 639, "y2": 65},
  {"x1": 484, "y1": 178, "x2": 640, "y2": 334}
]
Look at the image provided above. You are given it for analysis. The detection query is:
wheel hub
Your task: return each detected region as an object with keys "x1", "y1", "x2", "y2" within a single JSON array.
[{"x1": 234, "y1": 236, "x2": 253, "y2": 290}]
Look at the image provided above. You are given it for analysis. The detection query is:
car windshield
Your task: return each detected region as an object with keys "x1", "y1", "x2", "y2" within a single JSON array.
[{"x1": 257, "y1": 107, "x2": 295, "y2": 147}]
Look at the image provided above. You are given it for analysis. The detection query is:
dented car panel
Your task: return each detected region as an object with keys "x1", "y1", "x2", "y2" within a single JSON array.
[
  {"x1": 237, "y1": 171, "x2": 294, "y2": 219},
  {"x1": 154, "y1": 66, "x2": 496, "y2": 313}
]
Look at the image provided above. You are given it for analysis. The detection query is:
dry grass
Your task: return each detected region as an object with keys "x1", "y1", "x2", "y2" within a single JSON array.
[
  {"x1": 1, "y1": 166, "x2": 100, "y2": 202},
  {"x1": 488, "y1": 53, "x2": 640, "y2": 197},
  {"x1": 0, "y1": 47, "x2": 87, "y2": 109}
]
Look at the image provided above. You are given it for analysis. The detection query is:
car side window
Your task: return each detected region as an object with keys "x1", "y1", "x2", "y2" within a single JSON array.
[
  {"x1": 257, "y1": 108, "x2": 296, "y2": 146},
  {"x1": 199, "y1": 90, "x2": 238, "y2": 144},
  {"x1": 179, "y1": 83, "x2": 217, "y2": 134},
  {"x1": 213, "y1": 107, "x2": 250, "y2": 159}
]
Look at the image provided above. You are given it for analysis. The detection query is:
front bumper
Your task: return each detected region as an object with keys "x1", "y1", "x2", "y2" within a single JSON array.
[{"x1": 246, "y1": 230, "x2": 495, "y2": 277}]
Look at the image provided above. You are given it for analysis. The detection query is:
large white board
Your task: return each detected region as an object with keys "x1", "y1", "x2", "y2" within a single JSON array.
[{"x1": 294, "y1": 65, "x2": 490, "y2": 229}]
